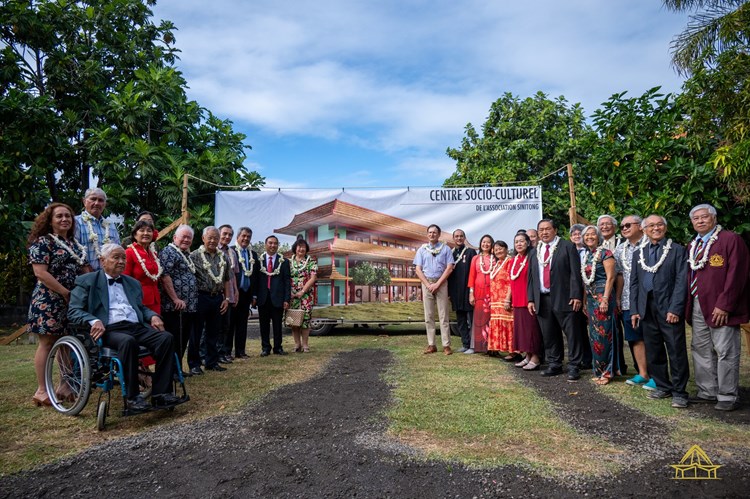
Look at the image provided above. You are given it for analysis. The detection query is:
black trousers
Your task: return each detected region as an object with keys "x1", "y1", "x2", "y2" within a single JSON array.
[
  {"x1": 162, "y1": 310, "x2": 194, "y2": 369},
  {"x1": 536, "y1": 294, "x2": 589, "y2": 371},
  {"x1": 219, "y1": 306, "x2": 233, "y2": 356},
  {"x1": 103, "y1": 321, "x2": 174, "y2": 399},
  {"x1": 258, "y1": 299, "x2": 284, "y2": 353},
  {"x1": 192, "y1": 293, "x2": 222, "y2": 369},
  {"x1": 229, "y1": 287, "x2": 253, "y2": 356},
  {"x1": 642, "y1": 295, "x2": 689, "y2": 398},
  {"x1": 455, "y1": 309, "x2": 472, "y2": 349}
]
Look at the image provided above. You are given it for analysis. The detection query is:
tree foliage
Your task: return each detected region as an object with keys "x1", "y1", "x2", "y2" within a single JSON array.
[
  {"x1": 349, "y1": 262, "x2": 392, "y2": 301},
  {"x1": 0, "y1": 0, "x2": 262, "y2": 252},
  {"x1": 444, "y1": 92, "x2": 595, "y2": 225}
]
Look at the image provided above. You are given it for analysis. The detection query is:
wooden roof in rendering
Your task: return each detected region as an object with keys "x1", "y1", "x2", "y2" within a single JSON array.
[
  {"x1": 309, "y1": 239, "x2": 417, "y2": 262},
  {"x1": 275, "y1": 199, "x2": 451, "y2": 244}
]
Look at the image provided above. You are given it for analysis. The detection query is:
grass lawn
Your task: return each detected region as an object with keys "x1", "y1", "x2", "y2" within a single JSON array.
[{"x1": 1, "y1": 327, "x2": 748, "y2": 478}]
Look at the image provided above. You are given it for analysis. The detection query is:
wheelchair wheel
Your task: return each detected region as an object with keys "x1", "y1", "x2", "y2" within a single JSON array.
[
  {"x1": 97, "y1": 400, "x2": 108, "y2": 431},
  {"x1": 45, "y1": 335, "x2": 91, "y2": 416}
]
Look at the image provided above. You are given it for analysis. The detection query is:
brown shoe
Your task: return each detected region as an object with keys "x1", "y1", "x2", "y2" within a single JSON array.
[
  {"x1": 443, "y1": 346, "x2": 453, "y2": 355},
  {"x1": 423, "y1": 345, "x2": 437, "y2": 354}
]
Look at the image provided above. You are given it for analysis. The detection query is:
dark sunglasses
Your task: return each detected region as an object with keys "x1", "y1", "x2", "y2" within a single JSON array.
[{"x1": 620, "y1": 222, "x2": 637, "y2": 230}]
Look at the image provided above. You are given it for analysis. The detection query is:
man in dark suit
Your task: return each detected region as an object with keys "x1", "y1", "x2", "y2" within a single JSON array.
[
  {"x1": 257, "y1": 235, "x2": 291, "y2": 356},
  {"x1": 685, "y1": 204, "x2": 749, "y2": 411},
  {"x1": 68, "y1": 244, "x2": 177, "y2": 412},
  {"x1": 230, "y1": 226, "x2": 260, "y2": 358},
  {"x1": 527, "y1": 219, "x2": 589, "y2": 381},
  {"x1": 630, "y1": 215, "x2": 689, "y2": 408},
  {"x1": 447, "y1": 229, "x2": 476, "y2": 353}
]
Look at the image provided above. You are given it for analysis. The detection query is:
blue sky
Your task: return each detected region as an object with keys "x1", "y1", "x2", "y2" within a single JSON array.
[{"x1": 151, "y1": 1, "x2": 690, "y2": 189}]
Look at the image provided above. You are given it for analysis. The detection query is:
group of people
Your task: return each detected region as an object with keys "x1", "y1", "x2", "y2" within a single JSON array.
[
  {"x1": 26, "y1": 188, "x2": 317, "y2": 412},
  {"x1": 416, "y1": 206, "x2": 749, "y2": 412}
]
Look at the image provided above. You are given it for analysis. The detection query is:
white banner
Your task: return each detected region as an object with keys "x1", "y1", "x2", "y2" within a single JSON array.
[{"x1": 215, "y1": 186, "x2": 542, "y2": 248}]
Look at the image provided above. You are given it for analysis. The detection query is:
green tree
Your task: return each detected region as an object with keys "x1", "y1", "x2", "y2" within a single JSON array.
[
  {"x1": 349, "y1": 262, "x2": 392, "y2": 301},
  {"x1": 664, "y1": 0, "x2": 750, "y2": 75},
  {"x1": 584, "y1": 87, "x2": 748, "y2": 239},
  {"x1": 444, "y1": 91, "x2": 595, "y2": 226}
]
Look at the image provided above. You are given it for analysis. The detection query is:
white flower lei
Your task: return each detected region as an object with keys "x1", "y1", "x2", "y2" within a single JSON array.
[
  {"x1": 129, "y1": 243, "x2": 163, "y2": 281},
  {"x1": 537, "y1": 237, "x2": 559, "y2": 267},
  {"x1": 421, "y1": 243, "x2": 445, "y2": 256},
  {"x1": 81, "y1": 211, "x2": 111, "y2": 258},
  {"x1": 478, "y1": 253, "x2": 494, "y2": 275},
  {"x1": 237, "y1": 247, "x2": 255, "y2": 276},
  {"x1": 509, "y1": 254, "x2": 528, "y2": 281},
  {"x1": 199, "y1": 245, "x2": 226, "y2": 284},
  {"x1": 618, "y1": 237, "x2": 647, "y2": 275},
  {"x1": 581, "y1": 247, "x2": 604, "y2": 286},
  {"x1": 638, "y1": 239, "x2": 673, "y2": 273},
  {"x1": 688, "y1": 225, "x2": 722, "y2": 271},
  {"x1": 453, "y1": 245, "x2": 468, "y2": 262},
  {"x1": 49, "y1": 234, "x2": 87, "y2": 266},
  {"x1": 168, "y1": 243, "x2": 195, "y2": 273},
  {"x1": 490, "y1": 256, "x2": 510, "y2": 280},
  {"x1": 291, "y1": 255, "x2": 310, "y2": 275},
  {"x1": 260, "y1": 252, "x2": 285, "y2": 276}
]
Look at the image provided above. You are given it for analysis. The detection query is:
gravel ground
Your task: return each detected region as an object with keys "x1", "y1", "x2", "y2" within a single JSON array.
[{"x1": 1, "y1": 327, "x2": 748, "y2": 498}]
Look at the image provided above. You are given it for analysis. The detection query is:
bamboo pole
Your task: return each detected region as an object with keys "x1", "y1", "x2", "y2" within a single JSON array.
[{"x1": 567, "y1": 163, "x2": 577, "y2": 227}]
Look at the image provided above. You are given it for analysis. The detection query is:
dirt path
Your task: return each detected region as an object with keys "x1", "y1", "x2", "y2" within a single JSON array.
[{"x1": 1, "y1": 349, "x2": 748, "y2": 498}]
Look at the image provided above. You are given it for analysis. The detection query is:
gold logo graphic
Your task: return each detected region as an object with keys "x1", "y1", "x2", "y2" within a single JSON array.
[
  {"x1": 709, "y1": 254, "x2": 724, "y2": 267},
  {"x1": 670, "y1": 445, "x2": 722, "y2": 480}
]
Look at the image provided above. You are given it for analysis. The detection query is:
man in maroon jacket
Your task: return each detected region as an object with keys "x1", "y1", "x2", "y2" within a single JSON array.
[{"x1": 686, "y1": 204, "x2": 750, "y2": 411}]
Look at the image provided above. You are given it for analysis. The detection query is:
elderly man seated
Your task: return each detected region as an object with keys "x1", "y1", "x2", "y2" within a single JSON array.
[{"x1": 68, "y1": 243, "x2": 177, "y2": 412}]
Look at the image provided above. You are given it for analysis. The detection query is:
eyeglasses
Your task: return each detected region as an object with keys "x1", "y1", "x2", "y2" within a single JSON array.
[
  {"x1": 620, "y1": 223, "x2": 637, "y2": 230},
  {"x1": 645, "y1": 222, "x2": 666, "y2": 229}
]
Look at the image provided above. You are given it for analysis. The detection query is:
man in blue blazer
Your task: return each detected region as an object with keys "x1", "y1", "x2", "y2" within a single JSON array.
[
  {"x1": 630, "y1": 215, "x2": 689, "y2": 408},
  {"x1": 68, "y1": 244, "x2": 177, "y2": 411},
  {"x1": 256, "y1": 235, "x2": 291, "y2": 356}
]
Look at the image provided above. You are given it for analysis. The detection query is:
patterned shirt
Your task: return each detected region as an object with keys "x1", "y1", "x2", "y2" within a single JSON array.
[
  {"x1": 413, "y1": 243, "x2": 455, "y2": 279},
  {"x1": 190, "y1": 248, "x2": 230, "y2": 294},
  {"x1": 159, "y1": 244, "x2": 198, "y2": 313},
  {"x1": 614, "y1": 237, "x2": 645, "y2": 310},
  {"x1": 74, "y1": 211, "x2": 121, "y2": 271},
  {"x1": 218, "y1": 244, "x2": 239, "y2": 303}
]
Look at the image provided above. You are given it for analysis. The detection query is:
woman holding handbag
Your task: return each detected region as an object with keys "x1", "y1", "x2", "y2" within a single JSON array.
[{"x1": 289, "y1": 239, "x2": 317, "y2": 352}]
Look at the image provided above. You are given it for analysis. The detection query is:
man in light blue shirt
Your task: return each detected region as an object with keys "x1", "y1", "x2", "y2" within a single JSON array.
[
  {"x1": 413, "y1": 224, "x2": 455, "y2": 355},
  {"x1": 74, "y1": 187, "x2": 121, "y2": 271}
]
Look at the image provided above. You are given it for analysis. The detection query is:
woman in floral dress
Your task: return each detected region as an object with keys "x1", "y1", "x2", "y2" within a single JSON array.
[
  {"x1": 467, "y1": 234, "x2": 494, "y2": 354},
  {"x1": 488, "y1": 240, "x2": 514, "y2": 355},
  {"x1": 27, "y1": 203, "x2": 87, "y2": 406},
  {"x1": 124, "y1": 220, "x2": 162, "y2": 314},
  {"x1": 581, "y1": 225, "x2": 617, "y2": 385},
  {"x1": 289, "y1": 239, "x2": 317, "y2": 352}
]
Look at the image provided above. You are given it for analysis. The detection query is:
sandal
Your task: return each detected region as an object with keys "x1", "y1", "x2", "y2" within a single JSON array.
[
  {"x1": 302, "y1": 347, "x2": 310, "y2": 353},
  {"x1": 522, "y1": 361, "x2": 539, "y2": 371},
  {"x1": 293, "y1": 346, "x2": 302, "y2": 353},
  {"x1": 595, "y1": 377, "x2": 611, "y2": 386},
  {"x1": 514, "y1": 358, "x2": 530, "y2": 367}
]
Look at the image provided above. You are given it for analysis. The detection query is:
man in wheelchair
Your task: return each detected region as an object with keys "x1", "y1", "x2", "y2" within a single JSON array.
[{"x1": 68, "y1": 243, "x2": 178, "y2": 412}]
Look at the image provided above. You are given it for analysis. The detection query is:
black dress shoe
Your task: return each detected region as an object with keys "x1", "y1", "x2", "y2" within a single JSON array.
[
  {"x1": 273, "y1": 349, "x2": 288, "y2": 356},
  {"x1": 541, "y1": 367, "x2": 563, "y2": 377},
  {"x1": 153, "y1": 393, "x2": 181, "y2": 406},
  {"x1": 218, "y1": 356, "x2": 233, "y2": 364},
  {"x1": 190, "y1": 367, "x2": 204, "y2": 376},
  {"x1": 715, "y1": 400, "x2": 740, "y2": 411},
  {"x1": 567, "y1": 370, "x2": 581, "y2": 382},
  {"x1": 205, "y1": 364, "x2": 227, "y2": 372},
  {"x1": 260, "y1": 350, "x2": 271, "y2": 357},
  {"x1": 689, "y1": 395, "x2": 718, "y2": 404},
  {"x1": 126, "y1": 395, "x2": 150, "y2": 413}
]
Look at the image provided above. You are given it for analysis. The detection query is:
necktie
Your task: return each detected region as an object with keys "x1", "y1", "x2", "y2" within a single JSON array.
[
  {"x1": 690, "y1": 238, "x2": 704, "y2": 298},
  {"x1": 241, "y1": 249, "x2": 250, "y2": 292},
  {"x1": 267, "y1": 255, "x2": 273, "y2": 288},
  {"x1": 108, "y1": 277, "x2": 122, "y2": 286},
  {"x1": 543, "y1": 244, "x2": 551, "y2": 289}
]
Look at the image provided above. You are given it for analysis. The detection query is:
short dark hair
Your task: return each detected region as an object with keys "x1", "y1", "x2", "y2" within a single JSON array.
[
  {"x1": 291, "y1": 238, "x2": 309, "y2": 254},
  {"x1": 537, "y1": 218, "x2": 557, "y2": 230},
  {"x1": 427, "y1": 224, "x2": 441, "y2": 235},
  {"x1": 493, "y1": 240, "x2": 508, "y2": 250},
  {"x1": 238, "y1": 226, "x2": 252, "y2": 236},
  {"x1": 514, "y1": 232, "x2": 531, "y2": 247},
  {"x1": 218, "y1": 224, "x2": 233, "y2": 233},
  {"x1": 131, "y1": 219, "x2": 155, "y2": 241},
  {"x1": 265, "y1": 235, "x2": 279, "y2": 243},
  {"x1": 452, "y1": 229, "x2": 465, "y2": 237}
]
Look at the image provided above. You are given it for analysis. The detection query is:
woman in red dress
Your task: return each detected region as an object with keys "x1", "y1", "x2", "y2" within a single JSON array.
[
  {"x1": 489, "y1": 240, "x2": 514, "y2": 355},
  {"x1": 509, "y1": 232, "x2": 543, "y2": 370},
  {"x1": 467, "y1": 234, "x2": 493, "y2": 354},
  {"x1": 124, "y1": 220, "x2": 162, "y2": 314}
]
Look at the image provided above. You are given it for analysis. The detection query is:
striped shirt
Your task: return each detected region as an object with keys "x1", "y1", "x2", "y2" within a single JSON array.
[{"x1": 74, "y1": 211, "x2": 121, "y2": 270}]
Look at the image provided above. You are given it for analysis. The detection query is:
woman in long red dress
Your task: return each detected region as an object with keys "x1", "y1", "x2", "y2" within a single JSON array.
[
  {"x1": 489, "y1": 240, "x2": 513, "y2": 354},
  {"x1": 509, "y1": 232, "x2": 543, "y2": 370},
  {"x1": 467, "y1": 234, "x2": 493, "y2": 354},
  {"x1": 124, "y1": 220, "x2": 162, "y2": 314}
]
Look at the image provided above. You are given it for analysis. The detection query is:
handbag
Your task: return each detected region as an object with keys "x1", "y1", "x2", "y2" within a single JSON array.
[{"x1": 284, "y1": 308, "x2": 305, "y2": 327}]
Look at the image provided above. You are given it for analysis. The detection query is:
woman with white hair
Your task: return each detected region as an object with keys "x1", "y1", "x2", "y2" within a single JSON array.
[{"x1": 581, "y1": 225, "x2": 617, "y2": 385}]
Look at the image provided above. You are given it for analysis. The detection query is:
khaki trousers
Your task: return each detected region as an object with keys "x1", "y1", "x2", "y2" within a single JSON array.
[{"x1": 422, "y1": 282, "x2": 451, "y2": 347}]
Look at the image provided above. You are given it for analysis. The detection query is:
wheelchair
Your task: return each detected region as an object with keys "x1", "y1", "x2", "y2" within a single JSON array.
[{"x1": 44, "y1": 327, "x2": 189, "y2": 431}]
